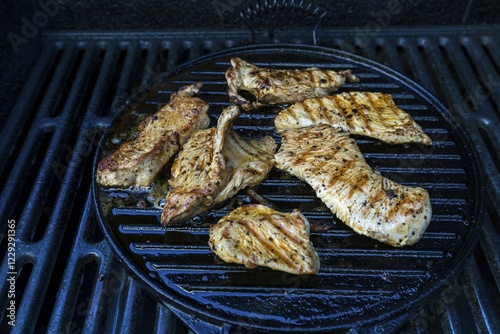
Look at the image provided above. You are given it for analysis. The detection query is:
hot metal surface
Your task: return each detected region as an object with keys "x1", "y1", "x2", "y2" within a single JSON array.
[
  {"x1": 93, "y1": 44, "x2": 483, "y2": 332},
  {"x1": 1, "y1": 27, "x2": 499, "y2": 334}
]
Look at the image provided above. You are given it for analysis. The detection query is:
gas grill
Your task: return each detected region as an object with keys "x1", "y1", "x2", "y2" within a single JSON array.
[{"x1": 1, "y1": 1, "x2": 500, "y2": 333}]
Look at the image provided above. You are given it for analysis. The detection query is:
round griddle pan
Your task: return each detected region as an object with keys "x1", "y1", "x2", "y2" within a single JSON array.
[{"x1": 92, "y1": 44, "x2": 483, "y2": 333}]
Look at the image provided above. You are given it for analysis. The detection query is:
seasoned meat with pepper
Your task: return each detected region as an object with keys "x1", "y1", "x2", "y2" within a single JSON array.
[
  {"x1": 96, "y1": 83, "x2": 210, "y2": 188},
  {"x1": 275, "y1": 92, "x2": 432, "y2": 145},
  {"x1": 209, "y1": 204, "x2": 320, "y2": 274},
  {"x1": 275, "y1": 124, "x2": 432, "y2": 247},
  {"x1": 161, "y1": 106, "x2": 277, "y2": 225},
  {"x1": 226, "y1": 57, "x2": 359, "y2": 111}
]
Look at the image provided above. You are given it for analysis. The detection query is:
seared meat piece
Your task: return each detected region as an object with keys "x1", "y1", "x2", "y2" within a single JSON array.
[
  {"x1": 226, "y1": 57, "x2": 359, "y2": 110},
  {"x1": 275, "y1": 125, "x2": 432, "y2": 247},
  {"x1": 209, "y1": 204, "x2": 320, "y2": 274},
  {"x1": 160, "y1": 105, "x2": 240, "y2": 225},
  {"x1": 161, "y1": 106, "x2": 277, "y2": 225},
  {"x1": 213, "y1": 131, "x2": 277, "y2": 204},
  {"x1": 96, "y1": 83, "x2": 210, "y2": 188},
  {"x1": 275, "y1": 92, "x2": 432, "y2": 145},
  {"x1": 159, "y1": 127, "x2": 217, "y2": 224}
]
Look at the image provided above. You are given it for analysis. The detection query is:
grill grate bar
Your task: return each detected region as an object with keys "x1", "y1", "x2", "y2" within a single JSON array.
[
  {"x1": 463, "y1": 258, "x2": 500, "y2": 333},
  {"x1": 134, "y1": 246, "x2": 448, "y2": 262},
  {"x1": 179, "y1": 285, "x2": 398, "y2": 296},
  {"x1": 80, "y1": 254, "x2": 118, "y2": 334},
  {"x1": 140, "y1": 42, "x2": 160, "y2": 88},
  {"x1": 149, "y1": 262, "x2": 430, "y2": 278},
  {"x1": 460, "y1": 37, "x2": 500, "y2": 111},
  {"x1": 86, "y1": 43, "x2": 122, "y2": 118},
  {"x1": 0, "y1": 129, "x2": 50, "y2": 226},
  {"x1": 43, "y1": 188, "x2": 97, "y2": 332},
  {"x1": 0, "y1": 45, "x2": 56, "y2": 178},
  {"x1": 162, "y1": 41, "x2": 182, "y2": 73},
  {"x1": 479, "y1": 215, "x2": 500, "y2": 288},
  {"x1": 114, "y1": 279, "x2": 145, "y2": 334},
  {"x1": 440, "y1": 297, "x2": 475, "y2": 334},
  {"x1": 153, "y1": 302, "x2": 183, "y2": 334},
  {"x1": 377, "y1": 38, "x2": 406, "y2": 73},
  {"x1": 108, "y1": 43, "x2": 141, "y2": 117},
  {"x1": 483, "y1": 35, "x2": 500, "y2": 80},
  {"x1": 400, "y1": 38, "x2": 438, "y2": 95}
]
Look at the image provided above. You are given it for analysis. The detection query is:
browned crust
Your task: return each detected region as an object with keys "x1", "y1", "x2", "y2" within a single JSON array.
[
  {"x1": 96, "y1": 82, "x2": 209, "y2": 188},
  {"x1": 209, "y1": 204, "x2": 320, "y2": 274},
  {"x1": 226, "y1": 57, "x2": 358, "y2": 111},
  {"x1": 275, "y1": 92, "x2": 432, "y2": 146}
]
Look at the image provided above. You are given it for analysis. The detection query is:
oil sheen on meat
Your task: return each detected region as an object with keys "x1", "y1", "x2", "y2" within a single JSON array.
[
  {"x1": 161, "y1": 106, "x2": 277, "y2": 225},
  {"x1": 209, "y1": 204, "x2": 320, "y2": 274},
  {"x1": 275, "y1": 124, "x2": 432, "y2": 247},
  {"x1": 226, "y1": 57, "x2": 359, "y2": 110},
  {"x1": 96, "y1": 83, "x2": 210, "y2": 188},
  {"x1": 275, "y1": 92, "x2": 432, "y2": 145}
]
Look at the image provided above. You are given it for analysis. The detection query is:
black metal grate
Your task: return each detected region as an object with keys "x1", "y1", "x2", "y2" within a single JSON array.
[
  {"x1": 94, "y1": 45, "x2": 481, "y2": 332},
  {"x1": 0, "y1": 27, "x2": 499, "y2": 333}
]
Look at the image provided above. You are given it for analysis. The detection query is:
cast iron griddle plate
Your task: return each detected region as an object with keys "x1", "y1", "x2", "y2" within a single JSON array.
[{"x1": 93, "y1": 45, "x2": 482, "y2": 332}]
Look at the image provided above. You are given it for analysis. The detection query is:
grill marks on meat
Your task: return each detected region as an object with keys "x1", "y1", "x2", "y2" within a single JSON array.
[
  {"x1": 209, "y1": 204, "x2": 320, "y2": 274},
  {"x1": 213, "y1": 130, "x2": 277, "y2": 204},
  {"x1": 275, "y1": 92, "x2": 432, "y2": 145},
  {"x1": 161, "y1": 106, "x2": 277, "y2": 225},
  {"x1": 275, "y1": 125, "x2": 432, "y2": 247},
  {"x1": 274, "y1": 91, "x2": 432, "y2": 246},
  {"x1": 226, "y1": 57, "x2": 359, "y2": 111},
  {"x1": 159, "y1": 128, "x2": 216, "y2": 225},
  {"x1": 96, "y1": 83, "x2": 210, "y2": 188},
  {"x1": 161, "y1": 106, "x2": 238, "y2": 225}
]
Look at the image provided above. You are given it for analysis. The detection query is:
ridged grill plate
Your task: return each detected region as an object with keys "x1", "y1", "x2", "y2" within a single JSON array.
[{"x1": 93, "y1": 45, "x2": 482, "y2": 332}]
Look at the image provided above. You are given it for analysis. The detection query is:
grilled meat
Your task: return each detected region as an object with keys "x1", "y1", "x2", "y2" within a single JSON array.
[
  {"x1": 275, "y1": 124, "x2": 432, "y2": 247},
  {"x1": 209, "y1": 204, "x2": 321, "y2": 274},
  {"x1": 213, "y1": 131, "x2": 277, "y2": 204},
  {"x1": 160, "y1": 106, "x2": 239, "y2": 225},
  {"x1": 161, "y1": 106, "x2": 277, "y2": 225},
  {"x1": 159, "y1": 127, "x2": 216, "y2": 224},
  {"x1": 275, "y1": 92, "x2": 432, "y2": 145},
  {"x1": 96, "y1": 83, "x2": 210, "y2": 188},
  {"x1": 226, "y1": 57, "x2": 359, "y2": 111}
]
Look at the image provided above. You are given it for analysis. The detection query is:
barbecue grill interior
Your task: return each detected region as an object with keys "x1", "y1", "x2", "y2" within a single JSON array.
[{"x1": 1, "y1": 1, "x2": 500, "y2": 333}]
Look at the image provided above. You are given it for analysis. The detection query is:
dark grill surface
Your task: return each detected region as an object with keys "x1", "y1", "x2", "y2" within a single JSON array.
[
  {"x1": 95, "y1": 45, "x2": 481, "y2": 333},
  {"x1": 1, "y1": 26, "x2": 500, "y2": 334}
]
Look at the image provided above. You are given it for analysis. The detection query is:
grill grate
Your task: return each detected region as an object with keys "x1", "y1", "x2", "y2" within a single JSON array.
[
  {"x1": 93, "y1": 45, "x2": 482, "y2": 332},
  {"x1": 0, "y1": 27, "x2": 499, "y2": 334}
]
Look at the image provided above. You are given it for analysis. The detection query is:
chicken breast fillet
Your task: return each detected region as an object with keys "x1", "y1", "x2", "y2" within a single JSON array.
[
  {"x1": 275, "y1": 92, "x2": 432, "y2": 145},
  {"x1": 161, "y1": 106, "x2": 277, "y2": 225},
  {"x1": 275, "y1": 124, "x2": 432, "y2": 247},
  {"x1": 97, "y1": 83, "x2": 210, "y2": 188},
  {"x1": 226, "y1": 57, "x2": 359, "y2": 111},
  {"x1": 209, "y1": 204, "x2": 320, "y2": 274}
]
